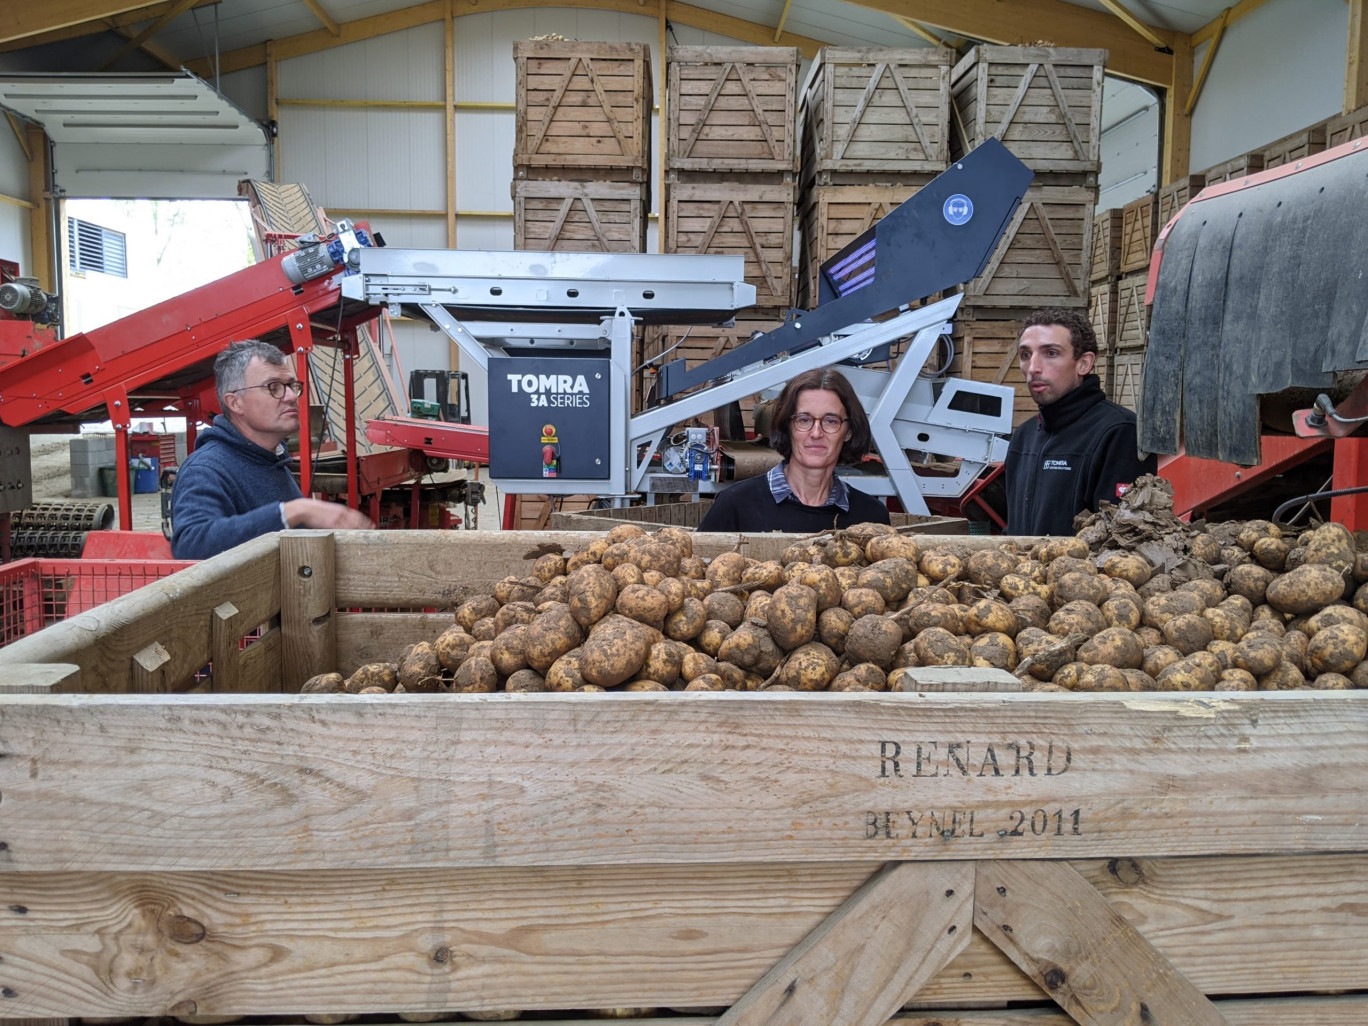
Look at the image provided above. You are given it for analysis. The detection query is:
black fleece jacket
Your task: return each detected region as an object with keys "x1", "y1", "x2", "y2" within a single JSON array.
[{"x1": 1004, "y1": 375, "x2": 1156, "y2": 536}]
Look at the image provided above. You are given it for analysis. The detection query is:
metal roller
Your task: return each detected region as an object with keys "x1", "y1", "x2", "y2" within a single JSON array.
[
  {"x1": 13, "y1": 501, "x2": 115, "y2": 532},
  {"x1": 11, "y1": 529, "x2": 88, "y2": 558}
]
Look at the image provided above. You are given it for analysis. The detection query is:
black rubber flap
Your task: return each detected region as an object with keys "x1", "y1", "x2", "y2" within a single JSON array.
[{"x1": 1142, "y1": 145, "x2": 1368, "y2": 464}]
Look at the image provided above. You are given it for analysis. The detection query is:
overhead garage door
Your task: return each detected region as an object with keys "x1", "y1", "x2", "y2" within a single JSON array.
[{"x1": 0, "y1": 71, "x2": 269, "y2": 199}]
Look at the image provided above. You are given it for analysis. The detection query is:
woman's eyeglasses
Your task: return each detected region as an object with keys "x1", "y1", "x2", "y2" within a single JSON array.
[
  {"x1": 790, "y1": 413, "x2": 847, "y2": 434},
  {"x1": 229, "y1": 380, "x2": 305, "y2": 399}
]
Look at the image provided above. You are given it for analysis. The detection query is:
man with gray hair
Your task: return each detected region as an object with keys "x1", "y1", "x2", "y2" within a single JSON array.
[{"x1": 170, "y1": 339, "x2": 372, "y2": 559}]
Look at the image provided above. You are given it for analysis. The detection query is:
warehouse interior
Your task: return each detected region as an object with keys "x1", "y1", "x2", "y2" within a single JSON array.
[
  {"x1": 0, "y1": 0, "x2": 1363, "y2": 542},
  {"x1": 1, "y1": 3, "x2": 1368, "y2": 1022}
]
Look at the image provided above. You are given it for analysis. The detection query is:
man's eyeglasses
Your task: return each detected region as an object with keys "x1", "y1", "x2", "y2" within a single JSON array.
[
  {"x1": 229, "y1": 380, "x2": 305, "y2": 400},
  {"x1": 790, "y1": 413, "x2": 847, "y2": 434}
]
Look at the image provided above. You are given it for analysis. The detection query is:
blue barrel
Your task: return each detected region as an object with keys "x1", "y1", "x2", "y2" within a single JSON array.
[{"x1": 131, "y1": 457, "x2": 159, "y2": 494}]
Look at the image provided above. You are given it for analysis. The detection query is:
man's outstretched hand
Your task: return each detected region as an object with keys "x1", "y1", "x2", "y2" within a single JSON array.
[{"x1": 283, "y1": 498, "x2": 375, "y2": 531}]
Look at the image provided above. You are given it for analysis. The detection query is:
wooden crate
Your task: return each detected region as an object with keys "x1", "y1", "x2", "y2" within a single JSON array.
[
  {"x1": 1119, "y1": 193, "x2": 1158, "y2": 273},
  {"x1": 0, "y1": 532, "x2": 1364, "y2": 1022},
  {"x1": 798, "y1": 179, "x2": 932, "y2": 307},
  {"x1": 950, "y1": 317, "x2": 1035, "y2": 426},
  {"x1": 666, "y1": 180, "x2": 796, "y2": 309},
  {"x1": 1200, "y1": 152, "x2": 1265, "y2": 186},
  {"x1": 1115, "y1": 270, "x2": 1150, "y2": 352},
  {"x1": 1327, "y1": 102, "x2": 1368, "y2": 147},
  {"x1": 1089, "y1": 207, "x2": 1122, "y2": 283},
  {"x1": 1262, "y1": 124, "x2": 1327, "y2": 169},
  {"x1": 950, "y1": 45, "x2": 1105, "y2": 172},
  {"x1": 510, "y1": 493, "x2": 598, "y2": 531},
  {"x1": 667, "y1": 45, "x2": 800, "y2": 174},
  {"x1": 513, "y1": 179, "x2": 646, "y2": 252},
  {"x1": 1088, "y1": 280, "x2": 1117, "y2": 353},
  {"x1": 513, "y1": 40, "x2": 651, "y2": 178},
  {"x1": 1110, "y1": 347, "x2": 1144, "y2": 411},
  {"x1": 800, "y1": 46, "x2": 952, "y2": 184},
  {"x1": 1158, "y1": 173, "x2": 1205, "y2": 226},
  {"x1": 960, "y1": 182, "x2": 1095, "y2": 310}
]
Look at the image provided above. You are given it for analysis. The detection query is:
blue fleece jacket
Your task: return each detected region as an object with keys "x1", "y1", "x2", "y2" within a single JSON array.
[{"x1": 170, "y1": 414, "x2": 302, "y2": 559}]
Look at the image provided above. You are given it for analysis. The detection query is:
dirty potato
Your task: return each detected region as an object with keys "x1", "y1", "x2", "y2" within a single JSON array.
[
  {"x1": 524, "y1": 605, "x2": 584, "y2": 673},
  {"x1": 1078, "y1": 627, "x2": 1144, "y2": 669},
  {"x1": 580, "y1": 618, "x2": 656, "y2": 687},
  {"x1": 1265, "y1": 563, "x2": 1348, "y2": 615},
  {"x1": 568, "y1": 564, "x2": 618, "y2": 628},
  {"x1": 774, "y1": 642, "x2": 842, "y2": 690},
  {"x1": 768, "y1": 583, "x2": 819, "y2": 651}
]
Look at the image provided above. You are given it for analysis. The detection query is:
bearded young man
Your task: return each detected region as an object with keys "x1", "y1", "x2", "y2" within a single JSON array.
[{"x1": 1004, "y1": 308, "x2": 1156, "y2": 536}]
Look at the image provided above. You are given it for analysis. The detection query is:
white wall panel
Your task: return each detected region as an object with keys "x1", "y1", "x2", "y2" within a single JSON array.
[
  {"x1": 0, "y1": 203, "x2": 30, "y2": 276},
  {"x1": 457, "y1": 217, "x2": 514, "y2": 251},
  {"x1": 1189, "y1": 0, "x2": 1346, "y2": 171},
  {"x1": 218, "y1": 67, "x2": 268, "y2": 123},
  {"x1": 454, "y1": 110, "x2": 513, "y2": 213},
  {"x1": 279, "y1": 108, "x2": 445, "y2": 210},
  {"x1": 279, "y1": 23, "x2": 444, "y2": 101},
  {"x1": 361, "y1": 214, "x2": 447, "y2": 250}
]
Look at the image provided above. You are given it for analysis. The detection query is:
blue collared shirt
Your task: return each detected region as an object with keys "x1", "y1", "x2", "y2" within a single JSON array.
[{"x1": 766, "y1": 461, "x2": 851, "y2": 512}]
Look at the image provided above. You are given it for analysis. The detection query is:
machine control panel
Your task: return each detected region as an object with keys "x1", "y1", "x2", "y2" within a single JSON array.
[{"x1": 488, "y1": 356, "x2": 612, "y2": 481}]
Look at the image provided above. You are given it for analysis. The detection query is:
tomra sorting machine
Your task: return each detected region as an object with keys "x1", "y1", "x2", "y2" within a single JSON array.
[{"x1": 348, "y1": 138, "x2": 1035, "y2": 516}]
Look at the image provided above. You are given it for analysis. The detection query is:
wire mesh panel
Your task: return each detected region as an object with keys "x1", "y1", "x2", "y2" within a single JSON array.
[{"x1": 0, "y1": 559, "x2": 193, "y2": 647}]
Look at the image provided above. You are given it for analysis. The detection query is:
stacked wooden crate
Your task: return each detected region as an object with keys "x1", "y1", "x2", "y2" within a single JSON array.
[
  {"x1": 796, "y1": 47, "x2": 951, "y2": 309},
  {"x1": 1327, "y1": 102, "x2": 1368, "y2": 147},
  {"x1": 1158, "y1": 173, "x2": 1205, "y2": 227},
  {"x1": 949, "y1": 46, "x2": 1105, "y2": 424},
  {"x1": 512, "y1": 40, "x2": 651, "y2": 253},
  {"x1": 646, "y1": 46, "x2": 801, "y2": 431},
  {"x1": 511, "y1": 40, "x2": 652, "y2": 525}
]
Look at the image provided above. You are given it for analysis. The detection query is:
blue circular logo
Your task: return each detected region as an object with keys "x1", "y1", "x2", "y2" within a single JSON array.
[{"x1": 943, "y1": 194, "x2": 974, "y2": 226}]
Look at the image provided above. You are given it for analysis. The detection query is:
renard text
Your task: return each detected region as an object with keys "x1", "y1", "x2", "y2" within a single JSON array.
[{"x1": 877, "y1": 739, "x2": 1072, "y2": 779}]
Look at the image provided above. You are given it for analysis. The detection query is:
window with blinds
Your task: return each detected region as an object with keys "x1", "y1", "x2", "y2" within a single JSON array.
[{"x1": 67, "y1": 217, "x2": 127, "y2": 277}]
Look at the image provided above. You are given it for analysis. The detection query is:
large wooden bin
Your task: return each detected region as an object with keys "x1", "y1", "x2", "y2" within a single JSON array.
[
  {"x1": 667, "y1": 45, "x2": 801, "y2": 174},
  {"x1": 513, "y1": 179, "x2": 647, "y2": 252},
  {"x1": 0, "y1": 530, "x2": 1364, "y2": 1023},
  {"x1": 800, "y1": 46, "x2": 952, "y2": 183},
  {"x1": 665, "y1": 180, "x2": 796, "y2": 310},
  {"x1": 513, "y1": 40, "x2": 652, "y2": 179},
  {"x1": 950, "y1": 46, "x2": 1105, "y2": 172},
  {"x1": 960, "y1": 183, "x2": 1094, "y2": 311}
]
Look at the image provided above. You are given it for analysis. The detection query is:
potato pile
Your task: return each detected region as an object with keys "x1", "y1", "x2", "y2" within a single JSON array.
[{"x1": 303, "y1": 519, "x2": 1368, "y2": 695}]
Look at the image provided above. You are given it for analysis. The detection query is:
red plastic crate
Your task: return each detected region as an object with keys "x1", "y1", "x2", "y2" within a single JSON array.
[{"x1": 0, "y1": 558, "x2": 193, "y2": 647}]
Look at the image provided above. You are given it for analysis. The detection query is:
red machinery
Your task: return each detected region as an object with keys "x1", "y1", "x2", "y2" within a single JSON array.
[
  {"x1": 0, "y1": 224, "x2": 488, "y2": 546},
  {"x1": 1140, "y1": 135, "x2": 1368, "y2": 528}
]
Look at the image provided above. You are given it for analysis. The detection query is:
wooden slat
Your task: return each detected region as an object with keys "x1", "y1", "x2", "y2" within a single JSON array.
[
  {"x1": 1088, "y1": 208, "x2": 1121, "y2": 283},
  {"x1": 0, "y1": 692, "x2": 1363, "y2": 871},
  {"x1": 1118, "y1": 193, "x2": 1157, "y2": 273},
  {"x1": 668, "y1": 46, "x2": 800, "y2": 173},
  {"x1": 951, "y1": 46, "x2": 1105, "y2": 172},
  {"x1": 279, "y1": 531, "x2": 336, "y2": 691},
  {"x1": 1326, "y1": 102, "x2": 1368, "y2": 147},
  {"x1": 801, "y1": 47, "x2": 952, "y2": 183},
  {"x1": 665, "y1": 181, "x2": 796, "y2": 308},
  {"x1": 976, "y1": 861, "x2": 1227, "y2": 1024},
  {"x1": 717, "y1": 862, "x2": 973, "y2": 1026},
  {"x1": 1113, "y1": 272, "x2": 1149, "y2": 352},
  {"x1": 0, "y1": 855, "x2": 1364, "y2": 1016},
  {"x1": 1108, "y1": 350, "x2": 1144, "y2": 412},
  {"x1": 1157, "y1": 173, "x2": 1204, "y2": 227},
  {"x1": 1261, "y1": 124, "x2": 1326, "y2": 169},
  {"x1": 1199, "y1": 152, "x2": 1264, "y2": 186},
  {"x1": 1088, "y1": 281, "x2": 1116, "y2": 353},
  {"x1": 0, "y1": 535, "x2": 279, "y2": 693},
  {"x1": 335, "y1": 611, "x2": 455, "y2": 673},
  {"x1": 514, "y1": 40, "x2": 651, "y2": 173},
  {"x1": 962, "y1": 184, "x2": 1095, "y2": 309},
  {"x1": 514, "y1": 179, "x2": 647, "y2": 253}
]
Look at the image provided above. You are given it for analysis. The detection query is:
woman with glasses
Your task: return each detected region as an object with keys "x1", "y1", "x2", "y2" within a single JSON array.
[
  {"x1": 170, "y1": 339, "x2": 373, "y2": 559},
  {"x1": 697, "y1": 367, "x2": 890, "y2": 532}
]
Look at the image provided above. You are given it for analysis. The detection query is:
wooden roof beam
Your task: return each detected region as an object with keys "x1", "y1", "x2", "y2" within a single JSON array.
[
  {"x1": 0, "y1": 0, "x2": 156, "y2": 45},
  {"x1": 106, "y1": 17, "x2": 182, "y2": 69},
  {"x1": 0, "y1": 0, "x2": 215, "y2": 53},
  {"x1": 300, "y1": 0, "x2": 341, "y2": 37},
  {"x1": 1190, "y1": 0, "x2": 1272, "y2": 48},
  {"x1": 95, "y1": 0, "x2": 197, "y2": 70},
  {"x1": 837, "y1": 0, "x2": 1176, "y2": 85},
  {"x1": 1096, "y1": 0, "x2": 1170, "y2": 50},
  {"x1": 184, "y1": 0, "x2": 830, "y2": 78}
]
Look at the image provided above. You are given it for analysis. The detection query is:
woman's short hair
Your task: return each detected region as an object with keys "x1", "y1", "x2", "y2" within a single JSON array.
[
  {"x1": 769, "y1": 367, "x2": 873, "y2": 463},
  {"x1": 214, "y1": 339, "x2": 290, "y2": 408}
]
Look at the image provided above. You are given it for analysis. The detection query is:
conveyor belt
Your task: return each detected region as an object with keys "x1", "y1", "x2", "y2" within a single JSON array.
[{"x1": 239, "y1": 180, "x2": 399, "y2": 456}]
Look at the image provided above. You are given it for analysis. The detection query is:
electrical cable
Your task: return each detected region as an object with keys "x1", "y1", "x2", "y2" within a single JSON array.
[{"x1": 1271, "y1": 483, "x2": 1368, "y2": 527}]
